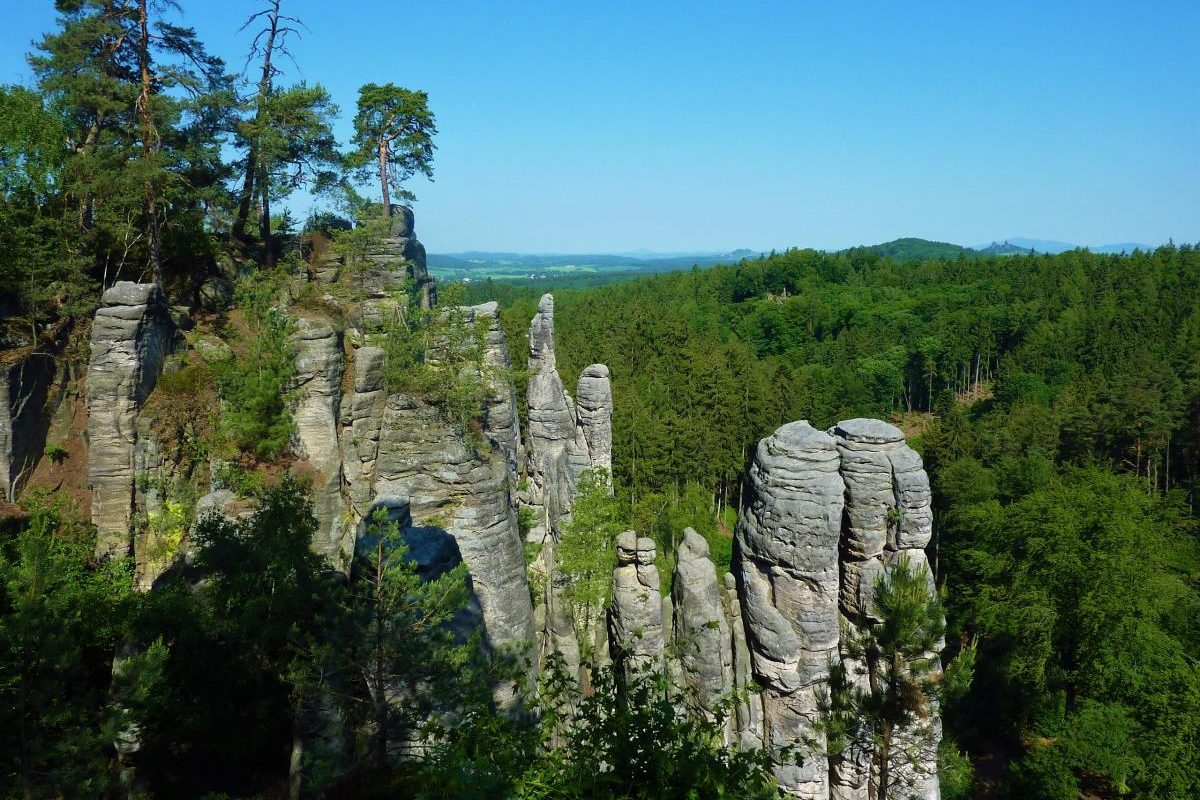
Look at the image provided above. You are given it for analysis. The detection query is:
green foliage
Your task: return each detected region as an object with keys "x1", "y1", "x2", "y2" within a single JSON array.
[
  {"x1": 556, "y1": 469, "x2": 625, "y2": 653},
  {"x1": 378, "y1": 279, "x2": 502, "y2": 440},
  {"x1": 937, "y1": 738, "x2": 975, "y2": 800},
  {"x1": 215, "y1": 273, "x2": 297, "y2": 460},
  {"x1": 42, "y1": 442, "x2": 69, "y2": 463},
  {"x1": 347, "y1": 83, "x2": 436, "y2": 208},
  {"x1": 135, "y1": 476, "x2": 336, "y2": 794},
  {"x1": 937, "y1": 459, "x2": 1200, "y2": 796},
  {"x1": 825, "y1": 557, "x2": 946, "y2": 800},
  {"x1": 0, "y1": 492, "x2": 136, "y2": 798},
  {"x1": 417, "y1": 654, "x2": 779, "y2": 800},
  {"x1": 339, "y1": 508, "x2": 474, "y2": 772}
]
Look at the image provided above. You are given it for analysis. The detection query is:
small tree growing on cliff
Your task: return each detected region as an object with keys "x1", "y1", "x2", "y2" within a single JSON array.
[
  {"x1": 347, "y1": 83, "x2": 436, "y2": 219},
  {"x1": 823, "y1": 556, "x2": 948, "y2": 800}
]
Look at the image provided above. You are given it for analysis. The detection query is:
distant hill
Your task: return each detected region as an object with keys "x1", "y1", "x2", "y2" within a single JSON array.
[
  {"x1": 977, "y1": 241, "x2": 1036, "y2": 256},
  {"x1": 847, "y1": 237, "x2": 970, "y2": 261},
  {"x1": 976, "y1": 237, "x2": 1155, "y2": 255},
  {"x1": 430, "y1": 236, "x2": 1164, "y2": 286}
]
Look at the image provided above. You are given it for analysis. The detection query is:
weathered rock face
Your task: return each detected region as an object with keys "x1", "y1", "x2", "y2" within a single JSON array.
[
  {"x1": 290, "y1": 317, "x2": 351, "y2": 567},
  {"x1": 829, "y1": 418, "x2": 940, "y2": 800},
  {"x1": 575, "y1": 364, "x2": 612, "y2": 477},
  {"x1": 87, "y1": 282, "x2": 175, "y2": 558},
  {"x1": 672, "y1": 528, "x2": 734, "y2": 737},
  {"x1": 371, "y1": 382, "x2": 533, "y2": 655},
  {"x1": 609, "y1": 531, "x2": 664, "y2": 681},
  {"x1": 737, "y1": 420, "x2": 844, "y2": 798},
  {"x1": 727, "y1": 417, "x2": 942, "y2": 799},
  {"x1": 522, "y1": 294, "x2": 614, "y2": 683},
  {"x1": 523, "y1": 294, "x2": 614, "y2": 542},
  {"x1": 0, "y1": 347, "x2": 60, "y2": 500},
  {"x1": 340, "y1": 346, "x2": 387, "y2": 519},
  {"x1": 356, "y1": 207, "x2": 436, "y2": 328}
]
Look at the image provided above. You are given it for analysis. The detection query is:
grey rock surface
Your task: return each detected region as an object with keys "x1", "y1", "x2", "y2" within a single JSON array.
[
  {"x1": 736, "y1": 420, "x2": 844, "y2": 798},
  {"x1": 87, "y1": 282, "x2": 175, "y2": 558},
  {"x1": 291, "y1": 317, "x2": 351, "y2": 567},
  {"x1": 373, "y1": 394, "x2": 534, "y2": 655},
  {"x1": 829, "y1": 418, "x2": 941, "y2": 800},
  {"x1": 609, "y1": 531, "x2": 664, "y2": 680},
  {"x1": 672, "y1": 528, "x2": 733, "y2": 736}
]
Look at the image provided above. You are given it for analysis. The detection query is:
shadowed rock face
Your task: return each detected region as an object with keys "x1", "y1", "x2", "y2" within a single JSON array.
[
  {"x1": 1, "y1": 343, "x2": 62, "y2": 501},
  {"x1": 87, "y1": 282, "x2": 175, "y2": 558}
]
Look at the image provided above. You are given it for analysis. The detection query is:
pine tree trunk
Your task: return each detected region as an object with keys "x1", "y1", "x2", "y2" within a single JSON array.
[{"x1": 378, "y1": 138, "x2": 391, "y2": 216}]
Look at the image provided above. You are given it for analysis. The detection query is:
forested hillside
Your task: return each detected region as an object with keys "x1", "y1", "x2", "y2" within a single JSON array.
[{"x1": 473, "y1": 244, "x2": 1200, "y2": 797}]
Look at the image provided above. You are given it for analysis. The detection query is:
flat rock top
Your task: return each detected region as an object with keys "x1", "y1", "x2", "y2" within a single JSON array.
[
  {"x1": 468, "y1": 301, "x2": 499, "y2": 316},
  {"x1": 770, "y1": 420, "x2": 837, "y2": 452},
  {"x1": 830, "y1": 417, "x2": 904, "y2": 444},
  {"x1": 581, "y1": 364, "x2": 610, "y2": 379},
  {"x1": 102, "y1": 281, "x2": 159, "y2": 307}
]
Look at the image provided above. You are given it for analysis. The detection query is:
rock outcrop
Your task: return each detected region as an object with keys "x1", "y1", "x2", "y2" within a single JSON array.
[
  {"x1": 736, "y1": 420, "x2": 845, "y2": 798},
  {"x1": 0, "y1": 346, "x2": 60, "y2": 500},
  {"x1": 523, "y1": 294, "x2": 614, "y2": 541},
  {"x1": 87, "y1": 282, "x2": 175, "y2": 558},
  {"x1": 728, "y1": 417, "x2": 942, "y2": 799},
  {"x1": 829, "y1": 418, "x2": 940, "y2": 800},
  {"x1": 609, "y1": 531, "x2": 664, "y2": 681},
  {"x1": 290, "y1": 317, "x2": 351, "y2": 567},
  {"x1": 672, "y1": 528, "x2": 734, "y2": 738}
]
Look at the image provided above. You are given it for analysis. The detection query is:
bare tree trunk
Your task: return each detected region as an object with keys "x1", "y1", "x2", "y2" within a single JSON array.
[
  {"x1": 137, "y1": 0, "x2": 162, "y2": 285},
  {"x1": 235, "y1": 1, "x2": 283, "y2": 244}
]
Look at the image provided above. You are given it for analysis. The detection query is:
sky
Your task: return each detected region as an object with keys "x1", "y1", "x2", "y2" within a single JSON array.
[{"x1": 2, "y1": 0, "x2": 1198, "y2": 254}]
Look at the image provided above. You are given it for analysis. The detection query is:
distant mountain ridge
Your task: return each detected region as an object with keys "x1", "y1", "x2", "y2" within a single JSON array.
[{"x1": 427, "y1": 237, "x2": 1165, "y2": 285}]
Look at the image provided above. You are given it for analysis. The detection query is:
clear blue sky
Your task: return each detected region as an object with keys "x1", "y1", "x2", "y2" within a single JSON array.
[{"x1": 3, "y1": 0, "x2": 1198, "y2": 253}]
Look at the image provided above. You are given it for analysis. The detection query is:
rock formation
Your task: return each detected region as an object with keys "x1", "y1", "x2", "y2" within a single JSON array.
[
  {"x1": 86, "y1": 282, "x2": 175, "y2": 558},
  {"x1": 672, "y1": 528, "x2": 735, "y2": 739},
  {"x1": 291, "y1": 317, "x2": 352, "y2": 567},
  {"x1": 736, "y1": 420, "x2": 845, "y2": 797},
  {"x1": 609, "y1": 531, "x2": 665, "y2": 681},
  {"x1": 0, "y1": 346, "x2": 60, "y2": 501},
  {"x1": 829, "y1": 418, "x2": 940, "y2": 800},
  {"x1": 728, "y1": 417, "x2": 942, "y2": 799},
  {"x1": 523, "y1": 294, "x2": 613, "y2": 542}
]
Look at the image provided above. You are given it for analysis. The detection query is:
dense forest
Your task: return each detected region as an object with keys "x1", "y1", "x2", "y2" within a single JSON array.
[
  {"x1": 471, "y1": 244, "x2": 1200, "y2": 797},
  {"x1": 2, "y1": 1, "x2": 1199, "y2": 798}
]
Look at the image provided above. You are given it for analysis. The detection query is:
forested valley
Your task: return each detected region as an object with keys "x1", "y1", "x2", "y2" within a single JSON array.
[
  {"x1": 473, "y1": 244, "x2": 1200, "y2": 797},
  {"x1": 1, "y1": 1, "x2": 1199, "y2": 799}
]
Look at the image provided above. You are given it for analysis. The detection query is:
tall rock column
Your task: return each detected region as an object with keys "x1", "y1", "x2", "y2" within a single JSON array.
[
  {"x1": 672, "y1": 528, "x2": 735, "y2": 740},
  {"x1": 829, "y1": 419, "x2": 940, "y2": 800},
  {"x1": 609, "y1": 531, "x2": 664, "y2": 682},
  {"x1": 290, "y1": 317, "x2": 350, "y2": 567},
  {"x1": 87, "y1": 282, "x2": 175, "y2": 558},
  {"x1": 735, "y1": 420, "x2": 844, "y2": 799}
]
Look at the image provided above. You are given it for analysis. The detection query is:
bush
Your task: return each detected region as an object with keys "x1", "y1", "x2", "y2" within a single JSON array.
[{"x1": 215, "y1": 274, "x2": 296, "y2": 460}]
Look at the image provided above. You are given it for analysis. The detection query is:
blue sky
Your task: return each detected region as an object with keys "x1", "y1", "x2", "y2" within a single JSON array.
[{"x1": 3, "y1": 0, "x2": 1197, "y2": 253}]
